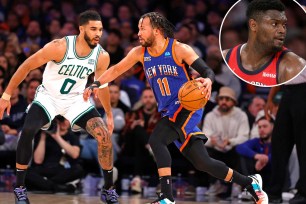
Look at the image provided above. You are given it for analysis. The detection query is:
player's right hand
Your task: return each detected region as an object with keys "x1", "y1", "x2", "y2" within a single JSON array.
[{"x1": 0, "y1": 98, "x2": 11, "y2": 119}]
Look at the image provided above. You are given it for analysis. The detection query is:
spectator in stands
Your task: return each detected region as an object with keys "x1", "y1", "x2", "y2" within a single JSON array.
[
  {"x1": 117, "y1": 88, "x2": 160, "y2": 193},
  {"x1": 1, "y1": 85, "x2": 27, "y2": 140},
  {"x1": 105, "y1": 29, "x2": 124, "y2": 65},
  {"x1": 206, "y1": 45, "x2": 241, "y2": 99},
  {"x1": 45, "y1": 19, "x2": 62, "y2": 41},
  {"x1": 203, "y1": 86, "x2": 249, "y2": 197},
  {"x1": 25, "y1": 116, "x2": 84, "y2": 193},
  {"x1": 25, "y1": 78, "x2": 41, "y2": 104},
  {"x1": 109, "y1": 83, "x2": 131, "y2": 114},
  {"x1": 236, "y1": 116, "x2": 273, "y2": 189},
  {"x1": 245, "y1": 96, "x2": 266, "y2": 132},
  {"x1": 23, "y1": 20, "x2": 47, "y2": 47}
]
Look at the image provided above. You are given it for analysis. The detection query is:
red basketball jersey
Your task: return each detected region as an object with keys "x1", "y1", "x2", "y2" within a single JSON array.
[{"x1": 226, "y1": 44, "x2": 289, "y2": 86}]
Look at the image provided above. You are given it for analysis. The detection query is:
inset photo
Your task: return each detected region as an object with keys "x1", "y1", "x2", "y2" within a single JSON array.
[{"x1": 220, "y1": 0, "x2": 306, "y2": 87}]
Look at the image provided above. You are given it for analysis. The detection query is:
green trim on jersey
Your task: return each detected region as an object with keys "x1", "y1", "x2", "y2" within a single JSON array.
[
  {"x1": 32, "y1": 101, "x2": 52, "y2": 123},
  {"x1": 53, "y1": 37, "x2": 69, "y2": 65},
  {"x1": 34, "y1": 85, "x2": 42, "y2": 99},
  {"x1": 94, "y1": 45, "x2": 102, "y2": 72},
  {"x1": 71, "y1": 105, "x2": 95, "y2": 128},
  {"x1": 73, "y1": 36, "x2": 94, "y2": 60}
]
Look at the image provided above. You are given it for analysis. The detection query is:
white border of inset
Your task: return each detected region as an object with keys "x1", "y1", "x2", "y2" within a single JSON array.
[{"x1": 219, "y1": 0, "x2": 306, "y2": 87}]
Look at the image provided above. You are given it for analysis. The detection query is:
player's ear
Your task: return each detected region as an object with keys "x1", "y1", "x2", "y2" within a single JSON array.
[
  {"x1": 79, "y1": 25, "x2": 84, "y2": 33},
  {"x1": 154, "y1": 28, "x2": 160, "y2": 35},
  {"x1": 249, "y1": 19, "x2": 257, "y2": 32}
]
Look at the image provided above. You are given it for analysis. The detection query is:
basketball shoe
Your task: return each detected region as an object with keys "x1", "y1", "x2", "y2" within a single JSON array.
[
  {"x1": 149, "y1": 193, "x2": 176, "y2": 204},
  {"x1": 100, "y1": 186, "x2": 119, "y2": 204},
  {"x1": 13, "y1": 186, "x2": 30, "y2": 204},
  {"x1": 247, "y1": 174, "x2": 268, "y2": 204}
]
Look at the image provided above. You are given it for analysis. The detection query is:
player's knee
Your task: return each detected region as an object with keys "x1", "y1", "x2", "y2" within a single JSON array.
[{"x1": 148, "y1": 135, "x2": 158, "y2": 150}]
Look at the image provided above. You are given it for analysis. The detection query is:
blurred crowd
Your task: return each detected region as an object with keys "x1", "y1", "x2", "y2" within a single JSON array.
[{"x1": 0, "y1": 0, "x2": 304, "y2": 201}]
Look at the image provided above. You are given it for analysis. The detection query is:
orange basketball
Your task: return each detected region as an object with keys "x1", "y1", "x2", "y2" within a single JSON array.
[{"x1": 178, "y1": 80, "x2": 208, "y2": 111}]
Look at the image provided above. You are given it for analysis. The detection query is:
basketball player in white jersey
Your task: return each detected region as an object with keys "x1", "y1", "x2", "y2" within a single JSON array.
[{"x1": 0, "y1": 10, "x2": 119, "y2": 204}]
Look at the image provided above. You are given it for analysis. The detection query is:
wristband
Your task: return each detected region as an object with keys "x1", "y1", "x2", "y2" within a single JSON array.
[
  {"x1": 1, "y1": 92, "x2": 11, "y2": 101},
  {"x1": 99, "y1": 83, "x2": 109, "y2": 89},
  {"x1": 89, "y1": 81, "x2": 101, "y2": 91}
]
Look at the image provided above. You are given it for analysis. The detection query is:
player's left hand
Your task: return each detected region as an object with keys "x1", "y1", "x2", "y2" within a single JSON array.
[{"x1": 195, "y1": 77, "x2": 212, "y2": 99}]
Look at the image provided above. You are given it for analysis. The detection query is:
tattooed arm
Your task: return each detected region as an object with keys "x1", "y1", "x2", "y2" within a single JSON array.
[{"x1": 86, "y1": 117, "x2": 113, "y2": 170}]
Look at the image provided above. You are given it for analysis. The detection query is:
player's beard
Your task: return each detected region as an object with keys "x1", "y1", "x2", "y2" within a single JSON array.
[
  {"x1": 141, "y1": 33, "x2": 154, "y2": 47},
  {"x1": 84, "y1": 32, "x2": 97, "y2": 49}
]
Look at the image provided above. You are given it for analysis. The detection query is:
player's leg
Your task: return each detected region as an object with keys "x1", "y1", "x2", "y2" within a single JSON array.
[
  {"x1": 290, "y1": 85, "x2": 306, "y2": 203},
  {"x1": 73, "y1": 109, "x2": 118, "y2": 204},
  {"x1": 267, "y1": 89, "x2": 294, "y2": 202},
  {"x1": 14, "y1": 103, "x2": 51, "y2": 204},
  {"x1": 182, "y1": 138, "x2": 268, "y2": 204},
  {"x1": 148, "y1": 117, "x2": 179, "y2": 203}
]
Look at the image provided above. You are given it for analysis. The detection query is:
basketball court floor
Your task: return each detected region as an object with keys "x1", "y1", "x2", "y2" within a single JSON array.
[{"x1": 0, "y1": 192, "x2": 250, "y2": 204}]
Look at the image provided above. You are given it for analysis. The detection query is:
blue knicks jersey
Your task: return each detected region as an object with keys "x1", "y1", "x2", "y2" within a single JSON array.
[{"x1": 143, "y1": 38, "x2": 190, "y2": 116}]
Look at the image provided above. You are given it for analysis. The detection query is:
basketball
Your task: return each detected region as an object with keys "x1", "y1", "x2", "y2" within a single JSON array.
[{"x1": 178, "y1": 80, "x2": 208, "y2": 111}]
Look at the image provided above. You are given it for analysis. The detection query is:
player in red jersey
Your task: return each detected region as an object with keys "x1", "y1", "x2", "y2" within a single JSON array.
[{"x1": 223, "y1": 0, "x2": 305, "y2": 86}]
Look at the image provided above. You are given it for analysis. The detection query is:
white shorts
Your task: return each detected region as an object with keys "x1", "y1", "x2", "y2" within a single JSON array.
[{"x1": 32, "y1": 85, "x2": 95, "y2": 131}]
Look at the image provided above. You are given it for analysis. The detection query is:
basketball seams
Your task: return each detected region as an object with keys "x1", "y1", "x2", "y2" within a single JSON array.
[{"x1": 178, "y1": 80, "x2": 208, "y2": 111}]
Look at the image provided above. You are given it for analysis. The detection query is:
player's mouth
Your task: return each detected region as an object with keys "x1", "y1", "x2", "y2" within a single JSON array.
[
  {"x1": 93, "y1": 38, "x2": 100, "y2": 43},
  {"x1": 275, "y1": 36, "x2": 285, "y2": 43}
]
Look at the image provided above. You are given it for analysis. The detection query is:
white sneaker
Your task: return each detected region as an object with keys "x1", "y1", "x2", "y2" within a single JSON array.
[{"x1": 248, "y1": 174, "x2": 268, "y2": 204}]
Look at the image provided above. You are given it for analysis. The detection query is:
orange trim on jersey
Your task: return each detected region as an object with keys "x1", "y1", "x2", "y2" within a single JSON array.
[
  {"x1": 179, "y1": 132, "x2": 204, "y2": 152},
  {"x1": 180, "y1": 133, "x2": 192, "y2": 152},
  {"x1": 181, "y1": 110, "x2": 195, "y2": 138},
  {"x1": 172, "y1": 39, "x2": 184, "y2": 66},
  {"x1": 16, "y1": 163, "x2": 28, "y2": 170},
  {"x1": 148, "y1": 38, "x2": 169, "y2": 57},
  {"x1": 141, "y1": 47, "x2": 145, "y2": 66},
  {"x1": 169, "y1": 105, "x2": 183, "y2": 122},
  {"x1": 172, "y1": 40, "x2": 190, "y2": 80}
]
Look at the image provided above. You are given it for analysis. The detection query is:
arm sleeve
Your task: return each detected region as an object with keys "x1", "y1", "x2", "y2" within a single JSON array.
[{"x1": 190, "y1": 58, "x2": 215, "y2": 82}]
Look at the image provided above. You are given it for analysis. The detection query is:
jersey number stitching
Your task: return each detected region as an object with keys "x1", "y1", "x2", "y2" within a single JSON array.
[
  {"x1": 157, "y1": 77, "x2": 171, "y2": 96},
  {"x1": 60, "y1": 78, "x2": 76, "y2": 94}
]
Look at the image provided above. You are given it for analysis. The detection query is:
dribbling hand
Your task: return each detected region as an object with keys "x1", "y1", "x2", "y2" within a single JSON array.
[
  {"x1": 195, "y1": 77, "x2": 212, "y2": 99},
  {"x1": 0, "y1": 98, "x2": 11, "y2": 119}
]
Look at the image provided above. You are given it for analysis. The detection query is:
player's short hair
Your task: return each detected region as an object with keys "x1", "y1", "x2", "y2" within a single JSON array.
[
  {"x1": 246, "y1": 0, "x2": 285, "y2": 21},
  {"x1": 141, "y1": 12, "x2": 175, "y2": 38},
  {"x1": 78, "y1": 10, "x2": 101, "y2": 26}
]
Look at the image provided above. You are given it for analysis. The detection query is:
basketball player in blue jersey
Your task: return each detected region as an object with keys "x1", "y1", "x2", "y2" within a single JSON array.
[
  {"x1": 0, "y1": 11, "x2": 119, "y2": 204},
  {"x1": 84, "y1": 12, "x2": 268, "y2": 204}
]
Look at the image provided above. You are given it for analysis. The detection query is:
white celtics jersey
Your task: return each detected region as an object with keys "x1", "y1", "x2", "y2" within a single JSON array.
[{"x1": 42, "y1": 35, "x2": 103, "y2": 98}]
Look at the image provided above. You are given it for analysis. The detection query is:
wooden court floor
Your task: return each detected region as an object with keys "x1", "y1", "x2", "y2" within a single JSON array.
[{"x1": 0, "y1": 192, "x2": 228, "y2": 204}]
